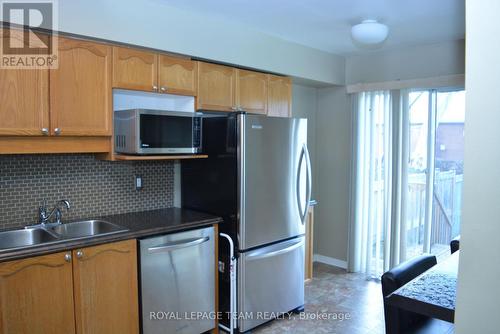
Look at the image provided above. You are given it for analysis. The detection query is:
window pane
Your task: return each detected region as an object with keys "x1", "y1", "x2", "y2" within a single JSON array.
[
  {"x1": 406, "y1": 91, "x2": 429, "y2": 260},
  {"x1": 431, "y1": 90, "x2": 465, "y2": 256}
]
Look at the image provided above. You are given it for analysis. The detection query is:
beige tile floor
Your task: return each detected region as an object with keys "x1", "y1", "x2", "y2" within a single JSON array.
[{"x1": 253, "y1": 263, "x2": 385, "y2": 334}]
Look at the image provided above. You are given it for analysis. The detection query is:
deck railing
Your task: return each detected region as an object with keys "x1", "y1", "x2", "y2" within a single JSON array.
[
  {"x1": 372, "y1": 170, "x2": 462, "y2": 256},
  {"x1": 407, "y1": 170, "x2": 462, "y2": 248}
]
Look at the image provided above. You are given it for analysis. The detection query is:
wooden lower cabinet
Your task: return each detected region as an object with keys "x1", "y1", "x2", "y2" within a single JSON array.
[
  {"x1": 72, "y1": 240, "x2": 139, "y2": 334},
  {"x1": 0, "y1": 240, "x2": 139, "y2": 334},
  {"x1": 0, "y1": 251, "x2": 76, "y2": 334}
]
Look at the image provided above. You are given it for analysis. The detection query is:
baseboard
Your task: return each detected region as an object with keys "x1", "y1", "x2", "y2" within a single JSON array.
[{"x1": 313, "y1": 254, "x2": 348, "y2": 269}]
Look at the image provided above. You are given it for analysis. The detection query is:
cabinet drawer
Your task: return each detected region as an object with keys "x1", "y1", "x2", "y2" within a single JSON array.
[{"x1": 238, "y1": 236, "x2": 305, "y2": 332}]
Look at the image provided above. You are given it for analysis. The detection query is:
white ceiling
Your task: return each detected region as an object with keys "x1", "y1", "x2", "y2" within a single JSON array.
[{"x1": 158, "y1": 0, "x2": 465, "y2": 55}]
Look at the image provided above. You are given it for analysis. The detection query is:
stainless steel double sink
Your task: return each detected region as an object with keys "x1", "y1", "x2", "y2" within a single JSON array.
[{"x1": 0, "y1": 220, "x2": 128, "y2": 250}]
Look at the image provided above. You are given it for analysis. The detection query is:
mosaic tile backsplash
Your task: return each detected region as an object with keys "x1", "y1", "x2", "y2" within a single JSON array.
[{"x1": 0, "y1": 154, "x2": 174, "y2": 229}]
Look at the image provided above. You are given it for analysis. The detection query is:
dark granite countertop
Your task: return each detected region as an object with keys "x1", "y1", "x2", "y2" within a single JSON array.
[{"x1": 0, "y1": 208, "x2": 222, "y2": 262}]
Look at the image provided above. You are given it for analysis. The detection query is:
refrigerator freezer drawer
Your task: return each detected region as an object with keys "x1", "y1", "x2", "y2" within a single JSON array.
[
  {"x1": 238, "y1": 236, "x2": 305, "y2": 332},
  {"x1": 139, "y1": 227, "x2": 215, "y2": 334}
]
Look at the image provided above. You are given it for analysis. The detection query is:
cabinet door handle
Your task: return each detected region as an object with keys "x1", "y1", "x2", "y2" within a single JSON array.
[
  {"x1": 41, "y1": 128, "x2": 49, "y2": 135},
  {"x1": 231, "y1": 106, "x2": 238, "y2": 111},
  {"x1": 160, "y1": 86, "x2": 166, "y2": 92},
  {"x1": 64, "y1": 253, "x2": 72, "y2": 262},
  {"x1": 152, "y1": 85, "x2": 158, "y2": 91},
  {"x1": 76, "y1": 250, "x2": 84, "y2": 259},
  {"x1": 54, "y1": 128, "x2": 61, "y2": 135}
]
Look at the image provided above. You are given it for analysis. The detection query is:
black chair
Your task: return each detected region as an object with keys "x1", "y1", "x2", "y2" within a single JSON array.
[
  {"x1": 450, "y1": 236, "x2": 460, "y2": 254},
  {"x1": 381, "y1": 255, "x2": 437, "y2": 334}
]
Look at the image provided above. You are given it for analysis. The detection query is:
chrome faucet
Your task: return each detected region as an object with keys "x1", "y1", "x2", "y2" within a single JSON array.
[{"x1": 38, "y1": 199, "x2": 71, "y2": 225}]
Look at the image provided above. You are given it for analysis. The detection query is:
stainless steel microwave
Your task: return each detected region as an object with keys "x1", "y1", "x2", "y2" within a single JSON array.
[{"x1": 114, "y1": 109, "x2": 202, "y2": 155}]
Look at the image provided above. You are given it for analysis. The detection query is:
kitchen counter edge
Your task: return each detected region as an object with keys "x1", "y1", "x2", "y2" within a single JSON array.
[{"x1": 0, "y1": 208, "x2": 222, "y2": 262}]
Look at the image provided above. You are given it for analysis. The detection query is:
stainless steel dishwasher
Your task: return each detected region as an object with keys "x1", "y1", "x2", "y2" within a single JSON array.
[{"x1": 139, "y1": 226, "x2": 215, "y2": 334}]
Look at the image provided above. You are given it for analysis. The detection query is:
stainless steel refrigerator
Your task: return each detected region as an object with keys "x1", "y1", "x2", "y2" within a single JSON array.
[{"x1": 182, "y1": 112, "x2": 312, "y2": 333}]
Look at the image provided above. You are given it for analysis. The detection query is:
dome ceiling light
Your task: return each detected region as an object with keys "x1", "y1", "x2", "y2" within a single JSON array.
[{"x1": 351, "y1": 19, "x2": 389, "y2": 48}]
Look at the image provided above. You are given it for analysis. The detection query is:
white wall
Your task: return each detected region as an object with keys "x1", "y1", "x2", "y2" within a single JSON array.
[
  {"x1": 345, "y1": 39, "x2": 465, "y2": 85},
  {"x1": 291, "y1": 84, "x2": 318, "y2": 197},
  {"x1": 292, "y1": 84, "x2": 353, "y2": 264},
  {"x1": 314, "y1": 86, "x2": 351, "y2": 261},
  {"x1": 53, "y1": 0, "x2": 345, "y2": 85},
  {"x1": 455, "y1": 1, "x2": 500, "y2": 333}
]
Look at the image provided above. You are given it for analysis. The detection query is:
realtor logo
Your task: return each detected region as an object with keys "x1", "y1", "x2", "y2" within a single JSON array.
[{"x1": 1, "y1": 0, "x2": 58, "y2": 69}]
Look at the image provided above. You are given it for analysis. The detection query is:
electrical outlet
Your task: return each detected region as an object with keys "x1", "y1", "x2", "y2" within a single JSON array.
[{"x1": 135, "y1": 175, "x2": 143, "y2": 191}]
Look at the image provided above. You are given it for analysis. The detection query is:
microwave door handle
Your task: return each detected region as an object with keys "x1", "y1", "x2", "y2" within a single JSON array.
[{"x1": 147, "y1": 236, "x2": 210, "y2": 253}]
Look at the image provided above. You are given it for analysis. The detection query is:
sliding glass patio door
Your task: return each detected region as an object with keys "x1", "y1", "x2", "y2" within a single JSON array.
[
  {"x1": 402, "y1": 89, "x2": 465, "y2": 261},
  {"x1": 349, "y1": 88, "x2": 465, "y2": 277}
]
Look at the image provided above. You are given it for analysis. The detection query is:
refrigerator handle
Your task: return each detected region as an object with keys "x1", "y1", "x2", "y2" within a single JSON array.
[
  {"x1": 304, "y1": 143, "x2": 312, "y2": 220},
  {"x1": 296, "y1": 144, "x2": 312, "y2": 225},
  {"x1": 246, "y1": 238, "x2": 304, "y2": 261}
]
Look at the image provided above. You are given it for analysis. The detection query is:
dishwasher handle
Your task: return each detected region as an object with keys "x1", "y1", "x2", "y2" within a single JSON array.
[{"x1": 147, "y1": 236, "x2": 210, "y2": 254}]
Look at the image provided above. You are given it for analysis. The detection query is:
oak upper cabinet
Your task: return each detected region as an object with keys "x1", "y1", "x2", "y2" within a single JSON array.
[
  {"x1": 50, "y1": 37, "x2": 112, "y2": 136},
  {"x1": 267, "y1": 75, "x2": 292, "y2": 118},
  {"x1": 0, "y1": 252, "x2": 76, "y2": 334},
  {"x1": 235, "y1": 69, "x2": 268, "y2": 115},
  {"x1": 0, "y1": 67, "x2": 49, "y2": 136},
  {"x1": 197, "y1": 62, "x2": 236, "y2": 111},
  {"x1": 0, "y1": 29, "x2": 49, "y2": 136},
  {"x1": 113, "y1": 46, "x2": 158, "y2": 92},
  {"x1": 72, "y1": 240, "x2": 139, "y2": 334},
  {"x1": 158, "y1": 55, "x2": 197, "y2": 96},
  {"x1": 197, "y1": 62, "x2": 272, "y2": 114}
]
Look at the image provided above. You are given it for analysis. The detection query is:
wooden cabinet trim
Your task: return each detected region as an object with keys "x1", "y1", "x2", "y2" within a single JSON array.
[
  {"x1": 58, "y1": 39, "x2": 109, "y2": 57},
  {"x1": 0, "y1": 253, "x2": 68, "y2": 277},
  {"x1": 0, "y1": 136, "x2": 110, "y2": 154},
  {"x1": 74, "y1": 243, "x2": 132, "y2": 262}
]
